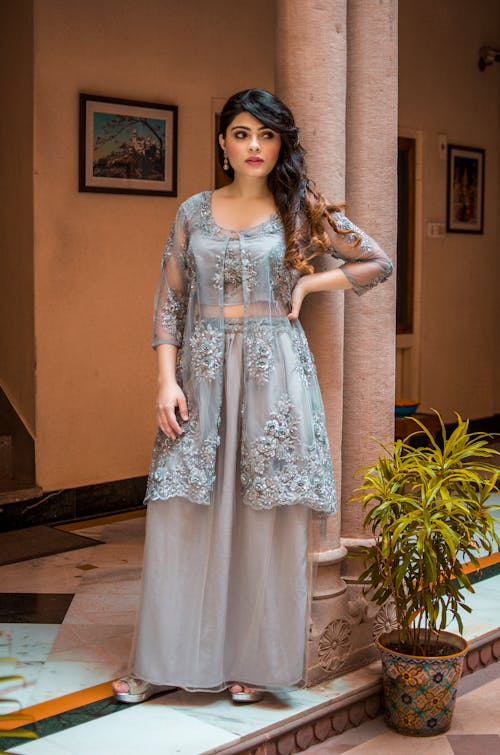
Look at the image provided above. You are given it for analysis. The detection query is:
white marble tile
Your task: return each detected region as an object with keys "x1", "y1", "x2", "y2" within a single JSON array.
[
  {"x1": 448, "y1": 574, "x2": 500, "y2": 640},
  {"x1": 62, "y1": 579, "x2": 141, "y2": 626},
  {"x1": 0, "y1": 624, "x2": 60, "y2": 709},
  {"x1": 49, "y1": 623, "x2": 133, "y2": 659},
  {"x1": 72, "y1": 515, "x2": 146, "y2": 545},
  {"x1": 308, "y1": 662, "x2": 381, "y2": 699},
  {"x1": 7, "y1": 739, "x2": 75, "y2": 754},
  {"x1": 47, "y1": 625, "x2": 133, "y2": 669},
  {"x1": 0, "y1": 660, "x2": 45, "y2": 710},
  {"x1": 7, "y1": 702, "x2": 238, "y2": 755},
  {"x1": 0, "y1": 541, "x2": 144, "y2": 595},
  {"x1": 0, "y1": 624, "x2": 59, "y2": 662},
  {"x1": 447, "y1": 676, "x2": 500, "y2": 734},
  {"x1": 0, "y1": 549, "x2": 101, "y2": 593},
  {"x1": 76, "y1": 543, "x2": 144, "y2": 571},
  {"x1": 157, "y1": 684, "x2": 327, "y2": 738},
  {"x1": 26, "y1": 659, "x2": 126, "y2": 705}
]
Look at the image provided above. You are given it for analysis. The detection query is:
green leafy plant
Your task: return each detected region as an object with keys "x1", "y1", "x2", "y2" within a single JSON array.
[{"x1": 351, "y1": 411, "x2": 500, "y2": 656}]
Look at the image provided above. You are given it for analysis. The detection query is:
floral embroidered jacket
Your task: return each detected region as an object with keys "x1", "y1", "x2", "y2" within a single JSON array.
[{"x1": 144, "y1": 190, "x2": 393, "y2": 514}]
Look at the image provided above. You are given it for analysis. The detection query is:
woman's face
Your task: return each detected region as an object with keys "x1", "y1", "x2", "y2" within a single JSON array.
[{"x1": 219, "y1": 111, "x2": 281, "y2": 179}]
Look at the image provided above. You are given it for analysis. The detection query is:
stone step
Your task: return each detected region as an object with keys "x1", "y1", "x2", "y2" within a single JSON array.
[
  {"x1": 0, "y1": 479, "x2": 43, "y2": 505},
  {"x1": 207, "y1": 628, "x2": 500, "y2": 754}
]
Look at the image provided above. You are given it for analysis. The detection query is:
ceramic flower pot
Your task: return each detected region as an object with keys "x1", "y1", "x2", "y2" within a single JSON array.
[{"x1": 376, "y1": 629, "x2": 468, "y2": 736}]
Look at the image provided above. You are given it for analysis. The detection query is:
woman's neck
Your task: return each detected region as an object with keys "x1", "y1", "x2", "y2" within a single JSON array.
[{"x1": 223, "y1": 174, "x2": 273, "y2": 201}]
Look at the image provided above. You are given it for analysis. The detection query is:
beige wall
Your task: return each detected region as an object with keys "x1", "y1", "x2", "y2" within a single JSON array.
[
  {"x1": 399, "y1": 0, "x2": 500, "y2": 421},
  {"x1": 0, "y1": 1, "x2": 36, "y2": 434},
  {"x1": 5, "y1": 0, "x2": 498, "y2": 492},
  {"x1": 33, "y1": 0, "x2": 274, "y2": 489}
]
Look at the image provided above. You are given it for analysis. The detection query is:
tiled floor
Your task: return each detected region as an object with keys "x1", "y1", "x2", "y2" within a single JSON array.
[
  {"x1": 304, "y1": 663, "x2": 500, "y2": 753},
  {"x1": 0, "y1": 506, "x2": 499, "y2": 754}
]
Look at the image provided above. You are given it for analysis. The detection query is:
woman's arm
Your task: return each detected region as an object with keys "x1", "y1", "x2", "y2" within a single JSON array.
[
  {"x1": 156, "y1": 344, "x2": 188, "y2": 440},
  {"x1": 323, "y1": 209, "x2": 393, "y2": 295},
  {"x1": 288, "y1": 208, "x2": 393, "y2": 320},
  {"x1": 288, "y1": 269, "x2": 351, "y2": 320},
  {"x1": 152, "y1": 205, "x2": 190, "y2": 438}
]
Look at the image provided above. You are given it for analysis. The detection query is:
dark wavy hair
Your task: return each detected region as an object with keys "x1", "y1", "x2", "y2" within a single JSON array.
[{"x1": 217, "y1": 89, "x2": 354, "y2": 273}]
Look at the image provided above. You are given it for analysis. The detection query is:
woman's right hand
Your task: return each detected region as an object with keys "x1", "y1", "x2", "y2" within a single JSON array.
[{"x1": 157, "y1": 381, "x2": 189, "y2": 440}]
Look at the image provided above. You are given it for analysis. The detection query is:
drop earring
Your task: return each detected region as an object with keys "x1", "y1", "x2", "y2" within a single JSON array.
[{"x1": 223, "y1": 152, "x2": 229, "y2": 171}]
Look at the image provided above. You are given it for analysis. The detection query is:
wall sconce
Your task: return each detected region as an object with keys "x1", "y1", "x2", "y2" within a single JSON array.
[{"x1": 479, "y1": 46, "x2": 500, "y2": 71}]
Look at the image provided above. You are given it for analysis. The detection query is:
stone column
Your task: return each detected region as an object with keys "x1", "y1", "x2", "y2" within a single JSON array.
[
  {"x1": 341, "y1": 0, "x2": 398, "y2": 660},
  {"x1": 276, "y1": 0, "x2": 350, "y2": 684}
]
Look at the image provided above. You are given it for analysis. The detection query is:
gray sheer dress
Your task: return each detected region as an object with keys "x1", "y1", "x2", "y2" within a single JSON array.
[{"x1": 133, "y1": 190, "x2": 393, "y2": 691}]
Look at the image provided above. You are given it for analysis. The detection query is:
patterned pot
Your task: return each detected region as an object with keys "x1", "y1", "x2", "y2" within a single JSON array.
[{"x1": 376, "y1": 630, "x2": 468, "y2": 736}]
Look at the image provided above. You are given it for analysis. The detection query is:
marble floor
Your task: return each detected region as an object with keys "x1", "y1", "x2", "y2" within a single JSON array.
[
  {"x1": 0, "y1": 506, "x2": 499, "y2": 754},
  {"x1": 305, "y1": 662, "x2": 500, "y2": 754}
]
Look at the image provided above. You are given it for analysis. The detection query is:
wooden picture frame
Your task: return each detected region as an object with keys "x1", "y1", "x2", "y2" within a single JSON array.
[
  {"x1": 446, "y1": 145, "x2": 484, "y2": 234},
  {"x1": 79, "y1": 93, "x2": 178, "y2": 196}
]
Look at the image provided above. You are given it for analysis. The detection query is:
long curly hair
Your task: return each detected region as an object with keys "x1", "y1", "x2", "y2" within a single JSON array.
[{"x1": 217, "y1": 89, "x2": 355, "y2": 274}]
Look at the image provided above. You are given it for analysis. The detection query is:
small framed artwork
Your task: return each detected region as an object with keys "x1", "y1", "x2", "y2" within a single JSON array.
[
  {"x1": 446, "y1": 144, "x2": 484, "y2": 233},
  {"x1": 79, "y1": 94, "x2": 178, "y2": 196}
]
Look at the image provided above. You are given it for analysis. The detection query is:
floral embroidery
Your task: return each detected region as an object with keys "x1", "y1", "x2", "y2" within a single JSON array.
[
  {"x1": 185, "y1": 246, "x2": 196, "y2": 283},
  {"x1": 212, "y1": 247, "x2": 259, "y2": 294},
  {"x1": 240, "y1": 396, "x2": 336, "y2": 512},
  {"x1": 145, "y1": 411, "x2": 220, "y2": 506},
  {"x1": 189, "y1": 321, "x2": 224, "y2": 381},
  {"x1": 291, "y1": 325, "x2": 316, "y2": 386},
  {"x1": 270, "y1": 255, "x2": 292, "y2": 305},
  {"x1": 329, "y1": 210, "x2": 393, "y2": 294},
  {"x1": 159, "y1": 288, "x2": 187, "y2": 345},
  {"x1": 330, "y1": 210, "x2": 380, "y2": 256},
  {"x1": 244, "y1": 321, "x2": 274, "y2": 384},
  {"x1": 241, "y1": 253, "x2": 259, "y2": 291},
  {"x1": 147, "y1": 191, "x2": 391, "y2": 513},
  {"x1": 213, "y1": 247, "x2": 243, "y2": 291}
]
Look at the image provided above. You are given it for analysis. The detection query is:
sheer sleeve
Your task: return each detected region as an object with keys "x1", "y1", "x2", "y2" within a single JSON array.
[
  {"x1": 322, "y1": 209, "x2": 393, "y2": 295},
  {"x1": 152, "y1": 205, "x2": 189, "y2": 349}
]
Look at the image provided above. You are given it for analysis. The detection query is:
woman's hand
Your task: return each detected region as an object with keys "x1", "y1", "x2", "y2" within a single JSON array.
[
  {"x1": 157, "y1": 381, "x2": 189, "y2": 440},
  {"x1": 288, "y1": 276, "x2": 311, "y2": 321}
]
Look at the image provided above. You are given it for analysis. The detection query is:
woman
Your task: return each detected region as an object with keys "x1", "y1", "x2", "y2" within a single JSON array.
[{"x1": 113, "y1": 89, "x2": 393, "y2": 704}]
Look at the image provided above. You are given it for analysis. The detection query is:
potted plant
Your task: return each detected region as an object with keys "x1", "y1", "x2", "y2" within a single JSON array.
[{"x1": 351, "y1": 411, "x2": 499, "y2": 736}]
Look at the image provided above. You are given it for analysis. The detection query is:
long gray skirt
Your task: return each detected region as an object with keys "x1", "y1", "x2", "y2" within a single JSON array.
[{"x1": 133, "y1": 329, "x2": 310, "y2": 691}]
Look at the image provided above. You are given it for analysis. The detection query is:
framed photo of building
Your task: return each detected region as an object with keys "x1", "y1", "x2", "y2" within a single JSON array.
[
  {"x1": 446, "y1": 145, "x2": 484, "y2": 234},
  {"x1": 79, "y1": 94, "x2": 178, "y2": 196}
]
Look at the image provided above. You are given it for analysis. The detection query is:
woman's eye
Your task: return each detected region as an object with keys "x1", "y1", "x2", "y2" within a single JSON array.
[
  {"x1": 234, "y1": 131, "x2": 247, "y2": 139},
  {"x1": 262, "y1": 131, "x2": 275, "y2": 139}
]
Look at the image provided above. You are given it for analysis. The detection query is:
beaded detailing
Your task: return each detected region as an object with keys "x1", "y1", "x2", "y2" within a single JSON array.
[
  {"x1": 329, "y1": 210, "x2": 393, "y2": 294},
  {"x1": 330, "y1": 210, "x2": 375, "y2": 253},
  {"x1": 291, "y1": 324, "x2": 316, "y2": 386},
  {"x1": 145, "y1": 413, "x2": 220, "y2": 506},
  {"x1": 199, "y1": 191, "x2": 282, "y2": 238},
  {"x1": 189, "y1": 321, "x2": 224, "y2": 381},
  {"x1": 212, "y1": 246, "x2": 260, "y2": 294},
  {"x1": 244, "y1": 320, "x2": 275, "y2": 384},
  {"x1": 158, "y1": 289, "x2": 188, "y2": 346},
  {"x1": 240, "y1": 395, "x2": 336, "y2": 513},
  {"x1": 270, "y1": 255, "x2": 292, "y2": 306},
  {"x1": 213, "y1": 247, "x2": 243, "y2": 290}
]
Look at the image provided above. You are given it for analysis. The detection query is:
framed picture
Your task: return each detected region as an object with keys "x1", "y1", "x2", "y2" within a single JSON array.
[
  {"x1": 446, "y1": 145, "x2": 484, "y2": 234},
  {"x1": 79, "y1": 94, "x2": 178, "y2": 196}
]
